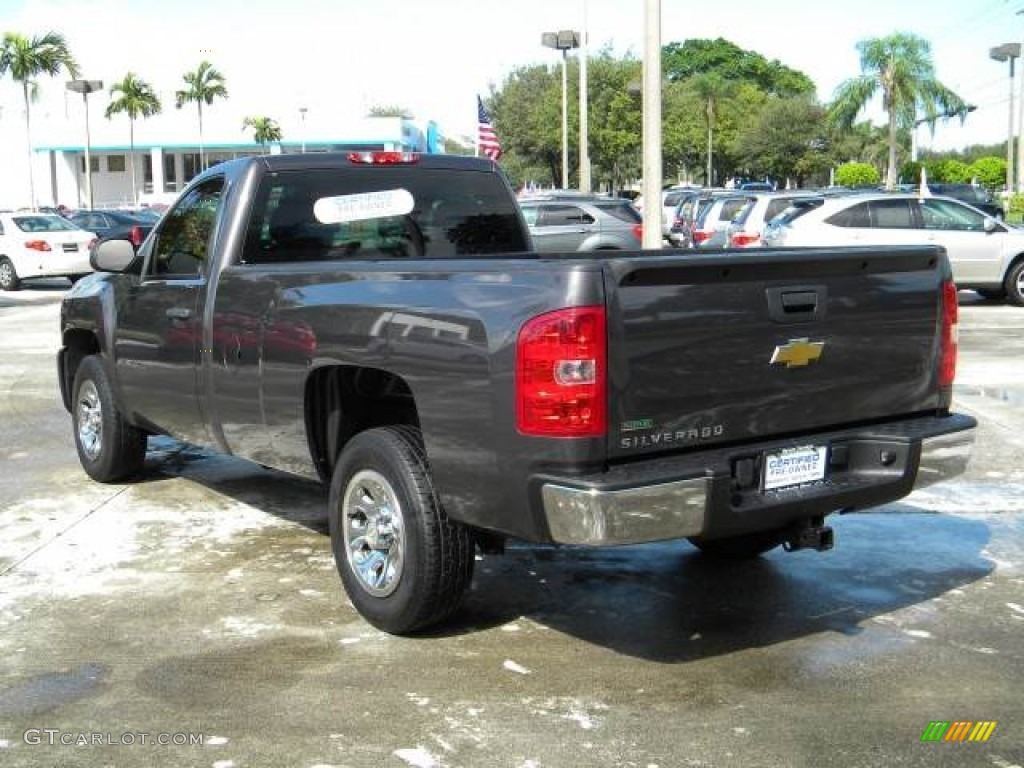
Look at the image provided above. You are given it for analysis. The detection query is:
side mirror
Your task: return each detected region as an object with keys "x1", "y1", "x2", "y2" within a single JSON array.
[
  {"x1": 983, "y1": 217, "x2": 999, "y2": 233},
  {"x1": 90, "y1": 238, "x2": 138, "y2": 273}
]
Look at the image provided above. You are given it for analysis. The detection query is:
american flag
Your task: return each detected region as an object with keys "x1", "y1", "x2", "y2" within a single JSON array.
[{"x1": 477, "y1": 95, "x2": 502, "y2": 161}]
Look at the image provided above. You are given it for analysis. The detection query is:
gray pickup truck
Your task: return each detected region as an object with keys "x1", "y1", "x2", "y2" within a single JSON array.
[{"x1": 58, "y1": 152, "x2": 976, "y2": 634}]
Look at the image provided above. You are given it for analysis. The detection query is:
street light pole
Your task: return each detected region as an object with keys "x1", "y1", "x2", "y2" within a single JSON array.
[
  {"x1": 299, "y1": 107, "x2": 308, "y2": 154},
  {"x1": 641, "y1": 0, "x2": 662, "y2": 249},
  {"x1": 579, "y1": 0, "x2": 591, "y2": 193},
  {"x1": 991, "y1": 43, "x2": 1021, "y2": 195},
  {"x1": 66, "y1": 79, "x2": 103, "y2": 210},
  {"x1": 542, "y1": 30, "x2": 580, "y2": 190}
]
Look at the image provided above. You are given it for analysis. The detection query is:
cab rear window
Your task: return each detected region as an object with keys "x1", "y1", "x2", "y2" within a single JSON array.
[{"x1": 241, "y1": 168, "x2": 529, "y2": 263}]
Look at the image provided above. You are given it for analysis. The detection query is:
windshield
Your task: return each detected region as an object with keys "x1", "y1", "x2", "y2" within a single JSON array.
[{"x1": 12, "y1": 215, "x2": 81, "y2": 233}]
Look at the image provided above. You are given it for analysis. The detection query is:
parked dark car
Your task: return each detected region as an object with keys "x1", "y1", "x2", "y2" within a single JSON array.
[
  {"x1": 69, "y1": 210, "x2": 153, "y2": 249},
  {"x1": 925, "y1": 184, "x2": 1005, "y2": 220}
]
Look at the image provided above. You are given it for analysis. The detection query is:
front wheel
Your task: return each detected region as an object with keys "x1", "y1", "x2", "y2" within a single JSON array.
[
  {"x1": 1004, "y1": 261, "x2": 1024, "y2": 307},
  {"x1": 72, "y1": 355, "x2": 147, "y2": 482},
  {"x1": 0, "y1": 257, "x2": 21, "y2": 291},
  {"x1": 328, "y1": 426, "x2": 474, "y2": 634}
]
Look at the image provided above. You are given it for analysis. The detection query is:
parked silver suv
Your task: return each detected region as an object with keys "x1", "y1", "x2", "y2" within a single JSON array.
[{"x1": 519, "y1": 197, "x2": 643, "y2": 252}]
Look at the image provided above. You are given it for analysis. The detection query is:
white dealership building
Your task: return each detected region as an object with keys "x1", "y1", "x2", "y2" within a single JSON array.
[{"x1": 0, "y1": 84, "x2": 443, "y2": 210}]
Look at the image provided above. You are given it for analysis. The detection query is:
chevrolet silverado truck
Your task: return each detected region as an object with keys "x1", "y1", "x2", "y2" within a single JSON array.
[{"x1": 58, "y1": 152, "x2": 976, "y2": 634}]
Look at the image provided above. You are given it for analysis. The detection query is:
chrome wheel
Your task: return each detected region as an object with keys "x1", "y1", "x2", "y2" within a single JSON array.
[
  {"x1": 0, "y1": 260, "x2": 15, "y2": 290},
  {"x1": 76, "y1": 380, "x2": 103, "y2": 461},
  {"x1": 342, "y1": 469, "x2": 405, "y2": 597}
]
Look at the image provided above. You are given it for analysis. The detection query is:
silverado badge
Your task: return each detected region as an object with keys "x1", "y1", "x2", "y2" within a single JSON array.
[{"x1": 770, "y1": 338, "x2": 825, "y2": 368}]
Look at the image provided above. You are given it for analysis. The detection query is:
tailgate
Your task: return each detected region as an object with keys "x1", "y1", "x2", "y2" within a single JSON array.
[{"x1": 604, "y1": 246, "x2": 948, "y2": 461}]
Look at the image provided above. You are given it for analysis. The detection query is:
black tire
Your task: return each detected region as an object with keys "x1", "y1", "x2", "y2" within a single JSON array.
[
  {"x1": 1004, "y1": 260, "x2": 1024, "y2": 307},
  {"x1": 71, "y1": 355, "x2": 147, "y2": 482},
  {"x1": 688, "y1": 529, "x2": 785, "y2": 560},
  {"x1": 0, "y1": 257, "x2": 21, "y2": 291},
  {"x1": 974, "y1": 288, "x2": 1005, "y2": 301},
  {"x1": 328, "y1": 426, "x2": 474, "y2": 634}
]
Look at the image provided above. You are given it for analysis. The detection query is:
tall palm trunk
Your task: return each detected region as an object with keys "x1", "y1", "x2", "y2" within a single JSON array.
[
  {"x1": 886, "y1": 106, "x2": 899, "y2": 190},
  {"x1": 128, "y1": 119, "x2": 137, "y2": 207},
  {"x1": 22, "y1": 82, "x2": 35, "y2": 208},
  {"x1": 197, "y1": 103, "x2": 205, "y2": 172}
]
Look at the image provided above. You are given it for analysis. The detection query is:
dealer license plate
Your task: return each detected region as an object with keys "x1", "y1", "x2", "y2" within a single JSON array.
[{"x1": 763, "y1": 445, "x2": 827, "y2": 491}]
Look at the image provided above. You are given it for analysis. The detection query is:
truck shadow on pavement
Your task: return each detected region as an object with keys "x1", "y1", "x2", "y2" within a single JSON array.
[
  {"x1": 138, "y1": 438, "x2": 995, "y2": 662},
  {"x1": 449, "y1": 511, "x2": 995, "y2": 662}
]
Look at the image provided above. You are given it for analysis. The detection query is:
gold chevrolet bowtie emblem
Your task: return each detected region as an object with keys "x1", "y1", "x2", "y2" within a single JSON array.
[{"x1": 771, "y1": 338, "x2": 825, "y2": 368}]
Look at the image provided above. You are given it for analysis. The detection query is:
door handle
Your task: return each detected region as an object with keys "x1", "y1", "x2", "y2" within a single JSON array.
[{"x1": 165, "y1": 307, "x2": 192, "y2": 321}]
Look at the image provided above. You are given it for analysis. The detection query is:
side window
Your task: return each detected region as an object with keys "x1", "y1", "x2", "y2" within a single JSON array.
[
  {"x1": 149, "y1": 177, "x2": 225, "y2": 277},
  {"x1": 919, "y1": 199, "x2": 985, "y2": 231},
  {"x1": 764, "y1": 199, "x2": 791, "y2": 221},
  {"x1": 720, "y1": 198, "x2": 748, "y2": 222},
  {"x1": 827, "y1": 203, "x2": 870, "y2": 228},
  {"x1": 868, "y1": 199, "x2": 914, "y2": 229},
  {"x1": 538, "y1": 205, "x2": 592, "y2": 227},
  {"x1": 520, "y1": 206, "x2": 539, "y2": 226}
]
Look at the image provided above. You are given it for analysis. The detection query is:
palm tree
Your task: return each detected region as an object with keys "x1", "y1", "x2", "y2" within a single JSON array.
[
  {"x1": 0, "y1": 32, "x2": 78, "y2": 208},
  {"x1": 175, "y1": 60, "x2": 228, "y2": 172},
  {"x1": 242, "y1": 116, "x2": 283, "y2": 153},
  {"x1": 829, "y1": 32, "x2": 966, "y2": 190},
  {"x1": 690, "y1": 73, "x2": 733, "y2": 186},
  {"x1": 105, "y1": 73, "x2": 162, "y2": 206}
]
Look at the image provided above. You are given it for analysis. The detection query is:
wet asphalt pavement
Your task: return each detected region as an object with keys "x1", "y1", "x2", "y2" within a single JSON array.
[{"x1": 0, "y1": 281, "x2": 1021, "y2": 768}]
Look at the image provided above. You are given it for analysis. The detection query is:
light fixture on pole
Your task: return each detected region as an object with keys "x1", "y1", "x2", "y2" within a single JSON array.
[
  {"x1": 66, "y1": 78, "x2": 104, "y2": 210},
  {"x1": 542, "y1": 29, "x2": 580, "y2": 190},
  {"x1": 299, "y1": 106, "x2": 308, "y2": 154},
  {"x1": 990, "y1": 43, "x2": 1021, "y2": 194},
  {"x1": 911, "y1": 105, "x2": 977, "y2": 162}
]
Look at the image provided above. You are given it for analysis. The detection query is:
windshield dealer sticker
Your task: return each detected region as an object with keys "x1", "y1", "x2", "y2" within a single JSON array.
[{"x1": 313, "y1": 189, "x2": 414, "y2": 224}]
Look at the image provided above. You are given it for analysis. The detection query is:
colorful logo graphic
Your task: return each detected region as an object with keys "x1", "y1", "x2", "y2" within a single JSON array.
[{"x1": 920, "y1": 721, "x2": 997, "y2": 743}]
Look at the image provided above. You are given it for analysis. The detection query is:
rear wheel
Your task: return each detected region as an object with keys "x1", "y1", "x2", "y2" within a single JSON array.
[
  {"x1": 688, "y1": 529, "x2": 785, "y2": 560},
  {"x1": 72, "y1": 355, "x2": 147, "y2": 482},
  {"x1": 328, "y1": 426, "x2": 474, "y2": 634},
  {"x1": 0, "y1": 257, "x2": 21, "y2": 291},
  {"x1": 1004, "y1": 261, "x2": 1024, "y2": 307}
]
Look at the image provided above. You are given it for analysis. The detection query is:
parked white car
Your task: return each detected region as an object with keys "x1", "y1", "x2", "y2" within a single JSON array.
[
  {"x1": 763, "y1": 192, "x2": 1024, "y2": 305},
  {"x1": 0, "y1": 212, "x2": 97, "y2": 291}
]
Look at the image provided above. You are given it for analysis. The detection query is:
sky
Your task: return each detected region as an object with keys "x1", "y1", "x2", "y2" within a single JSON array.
[{"x1": 0, "y1": 0, "x2": 1021, "y2": 166}]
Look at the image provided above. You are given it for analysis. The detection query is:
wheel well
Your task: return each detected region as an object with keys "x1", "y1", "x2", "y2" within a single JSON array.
[
  {"x1": 305, "y1": 365, "x2": 419, "y2": 482},
  {"x1": 60, "y1": 330, "x2": 101, "y2": 412}
]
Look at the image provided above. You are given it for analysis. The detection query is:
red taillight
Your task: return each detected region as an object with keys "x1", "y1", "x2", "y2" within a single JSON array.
[
  {"x1": 129, "y1": 226, "x2": 144, "y2": 248},
  {"x1": 632, "y1": 224, "x2": 643, "y2": 241},
  {"x1": 516, "y1": 306, "x2": 607, "y2": 437},
  {"x1": 25, "y1": 240, "x2": 51, "y2": 252},
  {"x1": 692, "y1": 229, "x2": 714, "y2": 245},
  {"x1": 730, "y1": 232, "x2": 761, "y2": 247},
  {"x1": 347, "y1": 151, "x2": 420, "y2": 165},
  {"x1": 939, "y1": 281, "x2": 958, "y2": 387}
]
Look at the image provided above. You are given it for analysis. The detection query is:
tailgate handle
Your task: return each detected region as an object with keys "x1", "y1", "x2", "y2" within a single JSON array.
[{"x1": 767, "y1": 286, "x2": 826, "y2": 323}]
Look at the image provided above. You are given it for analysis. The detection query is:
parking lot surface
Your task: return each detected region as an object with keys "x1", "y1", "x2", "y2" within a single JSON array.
[{"x1": 1, "y1": 282, "x2": 1022, "y2": 768}]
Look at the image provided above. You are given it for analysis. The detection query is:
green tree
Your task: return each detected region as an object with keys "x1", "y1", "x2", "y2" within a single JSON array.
[
  {"x1": 242, "y1": 116, "x2": 282, "y2": 152},
  {"x1": 734, "y1": 95, "x2": 829, "y2": 187},
  {"x1": 491, "y1": 64, "x2": 563, "y2": 186},
  {"x1": 828, "y1": 32, "x2": 966, "y2": 190},
  {"x1": 835, "y1": 162, "x2": 880, "y2": 187},
  {"x1": 690, "y1": 73, "x2": 737, "y2": 185},
  {"x1": 175, "y1": 60, "x2": 228, "y2": 172},
  {"x1": 969, "y1": 156, "x2": 1006, "y2": 188},
  {"x1": 0, "y1": 32, "x2": 78, "y2": 207},
  {"x1": 663, "y1": 38, "x2": 815, "y2": 97},
  {"x1": 105, "y1": 73, "x2": 162, "y2": 206}
]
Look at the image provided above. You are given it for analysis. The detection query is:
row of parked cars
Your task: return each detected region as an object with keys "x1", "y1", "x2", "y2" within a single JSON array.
[
  {"x1": 0, "y1": 208, "x2": 158, "y2": 291},
  {"x1": 517, "y1": 182, "x2": 1024, "y2": 306}
]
